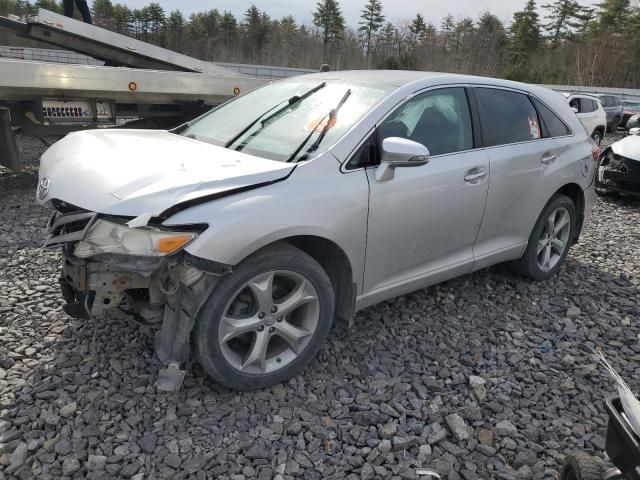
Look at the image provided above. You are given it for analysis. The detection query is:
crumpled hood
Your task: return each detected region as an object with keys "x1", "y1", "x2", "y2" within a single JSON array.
[
  {"x1": 610, "y1": 134, "x2": 640, "y2": 162},
  {"x1": 38, "y1": 129, "x2": 296, "y2": 219}
]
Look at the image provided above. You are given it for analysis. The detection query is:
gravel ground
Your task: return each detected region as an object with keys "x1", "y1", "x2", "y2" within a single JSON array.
[{"x1": 0, "y1": 134, "x2": 639, "y2": 480}]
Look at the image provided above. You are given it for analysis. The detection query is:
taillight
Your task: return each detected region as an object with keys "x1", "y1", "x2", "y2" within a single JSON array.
[{"x1": 590, "y1": 139, "x2": 600, "y2": 163}]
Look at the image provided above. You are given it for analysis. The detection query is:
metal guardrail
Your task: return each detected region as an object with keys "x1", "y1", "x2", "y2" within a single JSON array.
[{"x1": 539, "y1": 84, "x2": 640, "y2": 102}]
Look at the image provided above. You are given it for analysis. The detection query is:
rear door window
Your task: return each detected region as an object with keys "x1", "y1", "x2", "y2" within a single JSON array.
[
  {"x1": 579, "y1": 98, "x2": 595, "y2": 113},
  {"x1": 475, "y1": 88, "x2": 542, "y2": 147},
  {"x1": 531, "y1": 98, "x2": 571, "y2": 137}
]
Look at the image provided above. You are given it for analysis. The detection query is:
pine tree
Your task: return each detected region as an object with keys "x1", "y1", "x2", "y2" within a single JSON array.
[
  {"x1": 596, "y1": 0, "x2": 630, "y2": 29},
  {"x1": 243, "y1": 5, "x2": 270, "y2": 62},
  {"x1": 112, "y1": 4, "x2": 133, "y2": 35},
  {"x1": 476, "y1": 12, "x2": 507, "y2": 51},
  {"x1": 358, "y1": 0, "x2": 384, "y2": 57},
  {"x1": 312, "y1": 0, "x2": 345, "y2": 61},
  {"x1": 220, "y1": 11, "x2": 237, "y2": 54},
  {"x1": 146, "y1": 2, "x2": 165, "y2": 42},
  {"x1": 542, "y1": 0, "x2": 589, "y2": 45},
  {"x1": 165, "y1": 10, "x2": 184, "y2": 50},
  {"x1": 440, "y1": 14, "x2": 455, "y2": 49},
  {"x1": 509, "y1": 0, "x2": 541, "y2": 65},
  {"x1": 409, "y1": 13, "x2": 427, "y2": 41},
  {"x1": 91, "y1": 0, "x2": 114, "y2": 29}
]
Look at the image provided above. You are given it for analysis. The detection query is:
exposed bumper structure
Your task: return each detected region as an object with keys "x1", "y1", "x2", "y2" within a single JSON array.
[
  {"x1": 597, "y1": 150, "x2": 640, "y2": 196},
  {"x1": 44, "y1": 205, "x2": 225, "y2": 390}
]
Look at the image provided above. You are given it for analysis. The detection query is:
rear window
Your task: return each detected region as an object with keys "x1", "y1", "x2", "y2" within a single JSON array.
[
  {"x1": 601, "y1": 96, "x2": 614, "y2": 107},
  {"x1": 532, "y1": 98, "x2": 571, "y2": 137},
  {"x1": 475, "y1": 88, "x2": 542, "y2": 147}
]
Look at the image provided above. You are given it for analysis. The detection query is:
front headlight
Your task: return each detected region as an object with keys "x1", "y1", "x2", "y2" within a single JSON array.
[{"x1": 74, "y1": 219, "x2": 196, "y2": 258}]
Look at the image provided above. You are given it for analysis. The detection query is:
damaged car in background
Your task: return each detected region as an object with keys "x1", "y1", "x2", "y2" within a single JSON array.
[
  {"x1": 38, "y1": 71, "x2": 598, "y2": 390},
  {"x1": 597, "y1": 128, "x2": 640, "y2": 196}
]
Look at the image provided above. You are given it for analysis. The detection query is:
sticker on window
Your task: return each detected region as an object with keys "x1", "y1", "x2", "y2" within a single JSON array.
[
  {"x1": 305, "y1": 115, "x2": 337, "y2": 134},
  {"x1": 528, "y1": 116, "x2": 541, "y2": 139}
]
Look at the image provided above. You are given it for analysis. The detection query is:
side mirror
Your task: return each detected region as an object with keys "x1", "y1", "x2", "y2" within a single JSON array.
[
  {"x1": 629, "y1": 127, "x2": 640, "y2": 136},
  {"x1": 375, "y1": 137, "x2": 430, "y2": 182},
  {"x1": 571, "y1": 107, "x2": 579, "y2": 114}
]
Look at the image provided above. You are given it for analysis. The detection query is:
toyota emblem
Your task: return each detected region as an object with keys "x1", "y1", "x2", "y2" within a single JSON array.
[{"x1": 37, "y1": 177, "x2": 51, "y2": 200}]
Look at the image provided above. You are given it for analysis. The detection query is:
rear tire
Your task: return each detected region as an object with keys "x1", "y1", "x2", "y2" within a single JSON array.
[
  {"x1": 509, "y1": 194, "x2": 576, "y2": 281},
  {"x1": 591, "y1": 129, "x2": 603, "y2": 145},
  {"x1": 192, "y1": 244, "x2": 335, "y2": 390},
  {"x1": 560, "y1": 453, "x2": 602, "y2": 480}
]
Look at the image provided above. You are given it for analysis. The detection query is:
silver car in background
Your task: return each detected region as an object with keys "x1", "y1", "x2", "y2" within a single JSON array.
[{"x1": 37, "y1": 71, "x2": 598, "y2": 390}]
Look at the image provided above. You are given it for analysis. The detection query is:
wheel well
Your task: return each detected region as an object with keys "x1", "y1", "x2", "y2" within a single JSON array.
[
  {"x1": 266, "y1": 236, "x2": 355, "y2": 325},
  {"x1": 555, "y1": 183, "x2": 585, "y2": 243},
  {"x1": 593, "y1": 125, "x2": 605, "y2": 135}
]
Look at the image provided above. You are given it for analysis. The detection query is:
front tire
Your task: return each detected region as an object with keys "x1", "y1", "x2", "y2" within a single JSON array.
[
  {"x1": 560, "y1": 453, "x2": 602, "y2": 480},
  {"x1": 509, "y1": 194, "x2": 576, "y2": 281},
  {"x1": 192, "y1": 244, "x2": 335, "y2": 390}
]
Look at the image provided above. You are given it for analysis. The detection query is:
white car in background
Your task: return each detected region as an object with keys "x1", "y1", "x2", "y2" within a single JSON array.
[{"x1": 565, "y1": 93, "x2": 607, "y2": 145}]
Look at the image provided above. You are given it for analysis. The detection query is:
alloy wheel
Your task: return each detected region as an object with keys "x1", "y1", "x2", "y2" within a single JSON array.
[
  {"x1": 218, "y1": 270, "x2": 320, "y2": 375},
  {"x1": 537, "y1": 207, "x2": 571, "y2": 272}
]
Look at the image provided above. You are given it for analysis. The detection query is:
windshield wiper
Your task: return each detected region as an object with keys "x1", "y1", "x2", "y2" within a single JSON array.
[
  {"x1": 287, "y1": 89, "x2": 352, "y2": 163},
  {"x1": 225, "y1": 82, "x2": 326, "y2": 149}
]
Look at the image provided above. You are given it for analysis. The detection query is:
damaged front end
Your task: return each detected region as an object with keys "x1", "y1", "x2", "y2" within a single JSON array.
[
  {"x1": 597, "y1": 147, "x2": 640, "y2": 196},
  {"x1": 45, "y1": 201, "x2": 227, "y2": 387}
]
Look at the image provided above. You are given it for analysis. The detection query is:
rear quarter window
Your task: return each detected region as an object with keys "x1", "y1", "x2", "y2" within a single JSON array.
[
  {"x1": 531, "y1": 98, "x2": 571, "y2": 137},
  {"x1": 475, "y1": 88, "x2": 542, "y2": 147}
]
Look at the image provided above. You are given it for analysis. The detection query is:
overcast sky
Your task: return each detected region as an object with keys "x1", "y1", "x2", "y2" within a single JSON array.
[{"x1": 120, "y1": 0, "x2": 612, "y2": 27}]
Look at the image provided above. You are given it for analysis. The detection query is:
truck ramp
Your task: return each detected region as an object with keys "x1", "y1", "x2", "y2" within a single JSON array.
[{"x1": 0, "y1": 8, "x2": 236, "y2": 75}]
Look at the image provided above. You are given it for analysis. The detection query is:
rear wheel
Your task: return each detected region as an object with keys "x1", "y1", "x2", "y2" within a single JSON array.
[
  {"x1": 591, "y1": 129, "x2": 603, "y2": 145},
  {"x1": 560, "y1": 453, "x2": 602, "y2": 480},
  {"x1": 193, "y1": 244, "x2": 335, "y2": 390},
  {"x1": 509, "y1": 194, "x2": 576, "y2": 281}
]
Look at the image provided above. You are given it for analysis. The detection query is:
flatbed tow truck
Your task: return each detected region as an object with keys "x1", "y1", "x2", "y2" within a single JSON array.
[{"x1": 0, "y1": 8, "x2": 269, "y2": 171}]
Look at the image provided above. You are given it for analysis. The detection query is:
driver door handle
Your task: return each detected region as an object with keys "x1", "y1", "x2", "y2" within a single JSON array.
[
  {"x1": 464, "y1": 169, "x2": 488, "y2": 183},
  {"x1": 541, "y1": 153, "x2": 558, "y2": 165}
]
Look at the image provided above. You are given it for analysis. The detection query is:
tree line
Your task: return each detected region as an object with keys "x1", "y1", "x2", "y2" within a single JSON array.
[{"x1": 1, "y1": 0, "x2": 639, "y2": 87}]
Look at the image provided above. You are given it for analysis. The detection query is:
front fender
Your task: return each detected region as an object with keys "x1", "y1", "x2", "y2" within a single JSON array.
[{"x1": 162, "y1": 156, "x2": 370, "y2": 292}]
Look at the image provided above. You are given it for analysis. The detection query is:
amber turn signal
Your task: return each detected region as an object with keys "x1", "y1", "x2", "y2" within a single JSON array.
[{"x1": 158, "y1": 234, "x2": 195, "y2": 254}]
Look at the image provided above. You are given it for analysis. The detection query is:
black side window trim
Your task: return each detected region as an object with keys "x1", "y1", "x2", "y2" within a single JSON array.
[
  {"x1": 465, "y1": 87, "x2": 483, "y2": 149},
  {"x1": 344, "y1": 130, "x2": 378, "y2": 170}
]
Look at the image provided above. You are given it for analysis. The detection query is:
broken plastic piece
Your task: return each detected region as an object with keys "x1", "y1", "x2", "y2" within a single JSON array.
[
  {"x1": 416, "y1": 469, "x2": 441, "y2": 478},
  {"x1": 155, "y1": 362, "x2": 185, "y2": 392}
]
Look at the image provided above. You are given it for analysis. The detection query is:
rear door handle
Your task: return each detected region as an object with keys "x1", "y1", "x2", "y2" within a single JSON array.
[
  {"x1": 464, "y1": 169, "x2": 488, "y2": 183},
  {"x1": 541, "y1": 153, "x2": 558, "y2": 165}
]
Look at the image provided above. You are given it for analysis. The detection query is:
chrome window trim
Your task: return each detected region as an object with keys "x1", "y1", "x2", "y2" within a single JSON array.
[
  {"x1": 341, "y1": 83, "x2": 480, "y2": 173},
  {"x1": 474, "y1": 85, "x2": 575, "y2": 148}
]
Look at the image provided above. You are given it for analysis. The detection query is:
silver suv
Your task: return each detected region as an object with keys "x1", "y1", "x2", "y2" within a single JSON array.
[{"x1": 37, "y1": 72, "x2": 598, "y2": 390}]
